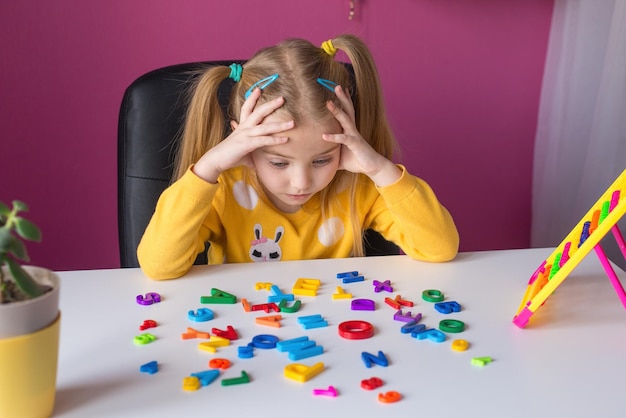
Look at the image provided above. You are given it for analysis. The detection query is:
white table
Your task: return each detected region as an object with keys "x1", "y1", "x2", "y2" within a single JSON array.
[{"x1": 54, "y1": 249, "x2": 626, "y2": 417}]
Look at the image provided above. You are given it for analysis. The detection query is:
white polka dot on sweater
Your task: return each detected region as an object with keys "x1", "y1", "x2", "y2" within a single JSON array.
[
  {"x1": 233, "y1": 181, "x2": 259, "y2": 210},
  {"x1": 317, "y1": 217, "x2": 344, "y2": 246}
]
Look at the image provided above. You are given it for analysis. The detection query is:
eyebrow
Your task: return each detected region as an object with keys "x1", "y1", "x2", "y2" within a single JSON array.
[{"x1": 264, "y1": 144, "x2": 340, "y2": 159}]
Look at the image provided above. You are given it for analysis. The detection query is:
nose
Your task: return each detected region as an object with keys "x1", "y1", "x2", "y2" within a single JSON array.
[{"x1": 291, "y1": 166, "x2": 312, "y2": 191}]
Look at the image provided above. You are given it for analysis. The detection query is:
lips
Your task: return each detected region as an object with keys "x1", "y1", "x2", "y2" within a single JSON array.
[{"x1": 286, "y1": 194, "x2": 311, "y2": 201}]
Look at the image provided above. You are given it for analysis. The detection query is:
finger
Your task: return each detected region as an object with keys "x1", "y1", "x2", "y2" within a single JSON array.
[
  {"x1": 334, "y1": 85, "x2": 356, "y2": 121},
  {"x1": 243, "y1": 96, "x2": 287, "y2": 126},
  {"x1": 249, "y1": 120, "x2": 294, "y2": 137},
  {"x1": 239, "y1": 87, "x2": 261, "y2": 121},
  {"x1": 326, "y1": 101, "x2": 356, "y2": 134},
  {"x1": 322, "y1": 133, "x2": 350, "y2": 145},
  {"x1": 244, "y1": 135, "x2": 289, "y2": 152}
]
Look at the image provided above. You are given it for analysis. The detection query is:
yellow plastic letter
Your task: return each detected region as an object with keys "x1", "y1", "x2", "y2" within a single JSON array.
[{"x1": 284, "y1": 362, "x2": 325, "y2": 382}]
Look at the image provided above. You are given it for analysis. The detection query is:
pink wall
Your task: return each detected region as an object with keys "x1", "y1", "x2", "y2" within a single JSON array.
[{"x1": 0, "y1": 1, "x2": 553, "y2": 271}]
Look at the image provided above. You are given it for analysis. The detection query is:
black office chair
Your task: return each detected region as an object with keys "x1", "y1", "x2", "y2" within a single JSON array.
[{"x1": 117, "y1": 61, "x2": 399, "y2": 268}]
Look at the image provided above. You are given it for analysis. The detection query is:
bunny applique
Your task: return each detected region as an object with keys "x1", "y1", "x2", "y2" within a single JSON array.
[{"x1": 249, "y1": 224, "x2": 284, "y2": 262}]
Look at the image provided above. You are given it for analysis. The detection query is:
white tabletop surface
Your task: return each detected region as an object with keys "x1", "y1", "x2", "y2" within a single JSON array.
[{"x1": 53, "y1": 248, "x2": 626, "y2": 418}]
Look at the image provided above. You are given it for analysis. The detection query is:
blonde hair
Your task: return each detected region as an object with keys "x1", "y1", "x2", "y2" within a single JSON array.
[{"x1": 174, "y1": 34, "x2": 397, "y2": 257}]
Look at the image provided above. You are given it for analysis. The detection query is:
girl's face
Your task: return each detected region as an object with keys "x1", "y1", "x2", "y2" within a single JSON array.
[{"x1": 251, "y1": 114, "x2": 342, "y2": 213}]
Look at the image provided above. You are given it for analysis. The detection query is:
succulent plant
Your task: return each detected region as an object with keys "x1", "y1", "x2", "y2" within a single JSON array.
[{"x1": 0, "y1": 200, "x2": 46, "y2": 304}]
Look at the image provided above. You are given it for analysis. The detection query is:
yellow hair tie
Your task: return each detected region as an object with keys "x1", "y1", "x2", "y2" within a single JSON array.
[{"x1": 321, "y1": 40, "x2": 337, "y2": 58}]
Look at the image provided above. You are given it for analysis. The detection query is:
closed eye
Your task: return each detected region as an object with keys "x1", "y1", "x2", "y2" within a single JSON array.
[
  {"x1": 252, "y1": 250, "x2": 262, "y2": 257},
  {"x1": 313, "y1": 157, "x2": 333, "y2": 166},
  {"x1": 269, "y1": 252, "x2": 280, "y2": 259},
  {"x1": 269, "y1": 161, "x2": 288, "y2": 168}
]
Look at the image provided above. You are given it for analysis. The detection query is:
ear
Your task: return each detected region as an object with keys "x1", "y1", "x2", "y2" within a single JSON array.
[
  {"x1": 274, "y1": 226, "x2": 285, "y2": 243},
  {"x1": 230, "y1": 120, "x2": 239, "y2": 131},
  {"x1": 254, "y1": 223, "x2": 262, "y2": 240}
]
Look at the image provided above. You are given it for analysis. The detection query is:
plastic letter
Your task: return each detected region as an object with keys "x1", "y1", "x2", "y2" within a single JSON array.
[
  {"x1": 312, "y1": 386, "x2": 338, "y2": 397},
  {"x1": 139, "y1": 360, "x2": 158, "y2": 374},
  {"x1": 378, "y1": 391, "x2": 401, "y2": 403},
  {"x1": 208, "y1": 358, "x2": 232, "y2": 369},
  {"x1": 361, "y1": 377, "x2": 383, "y2": 390},
  {"x1": 434, "y1": 301, "x2": 461, "y2": 314},
  {"x1": 292, "y1": 278, "x2": 321, "y2": 296},
  {"x1": 361, "y1": 351, "x2": 389, "y2": 368},
  {"x1": 351, "y1": 299, "x2": 375, "y2": 311},
  {"x1": 211, "y1": 325, "x2": 238, "y2": 340},
  {"x1": 191, "y1": 369, "x2": 220, "y2": 386},
  {"x1": 136, "y1": 292, "x2": 161, "y2": 306},
  {"x1": 221, "y1": 371, "x2": 250, "y2": 386},
  {"x1": 276, "y1": 336, "x2": 311, "y2": 352},
  {"x1": 268, "y1": 285, "x2": 295, "y2": 303},
  {"x1": 182, "y1": 376, "x2": 201, "y2": 391},
  {"x1": 188, "y1": 308, "x2": 214, "y2": 322},
  {"x1": 251, "y1": 334, "x2": 279, "y2": 349},
  {"x1": 284, "y1": 362, "x2": 325, "y2": 382},
  {"x1": 200, "y1": 288, "x2": 237, "y2": 304},
  {"x1": 238, "y1": 346, "x2": 254, "y2": 359}
]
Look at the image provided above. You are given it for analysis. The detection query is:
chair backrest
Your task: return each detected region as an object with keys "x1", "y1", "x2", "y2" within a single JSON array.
[{"x1": 117, "y1": 61, "x2": 398, "y2": 268}]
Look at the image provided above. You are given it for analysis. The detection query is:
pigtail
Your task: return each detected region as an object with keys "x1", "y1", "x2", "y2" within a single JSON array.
[
  {"x1": 331, "y1": 35, "x2": 397, "y2": 160},
  {"x1": 173, "y1": 65, "x2": 231, "y2": 181},
  {"x1": 327, "y1": 35, "x2": 399, "y2": 258}
]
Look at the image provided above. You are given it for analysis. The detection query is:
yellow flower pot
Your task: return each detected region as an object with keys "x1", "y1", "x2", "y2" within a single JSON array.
[
  {"x1": 0, "y1": 267, "x2": 61, "y2": 418},
  {"x1": 0, "y1": 314, "x2": 60, "y2": 417}
]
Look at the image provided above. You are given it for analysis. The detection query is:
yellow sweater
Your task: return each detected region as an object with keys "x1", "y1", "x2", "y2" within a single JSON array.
[{"x1": 138, "y1": 165, "x2": 459, "y2": 279}]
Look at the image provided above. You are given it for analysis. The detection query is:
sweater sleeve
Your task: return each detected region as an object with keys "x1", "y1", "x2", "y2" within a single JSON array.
[
  {"x1": 365, "y1": 166, "x2": 459, "y2": 262},
  {"x1": 137, "y1": 167, "x2": 222, "y2": 280}
]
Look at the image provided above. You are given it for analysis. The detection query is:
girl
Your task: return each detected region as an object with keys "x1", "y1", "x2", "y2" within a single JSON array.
[{"x1": 138, "y1": 34, "x2": 459, "y2": 280}]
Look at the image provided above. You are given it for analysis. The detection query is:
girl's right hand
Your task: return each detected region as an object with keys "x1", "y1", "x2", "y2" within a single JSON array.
[{"x1": 192, "y1": 88, "x2": 294, "y2": 183}]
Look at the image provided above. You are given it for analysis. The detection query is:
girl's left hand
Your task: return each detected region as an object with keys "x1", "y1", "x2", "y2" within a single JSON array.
[{"x1": 323, "y1": 85, "x2": 401, "y2": 187}]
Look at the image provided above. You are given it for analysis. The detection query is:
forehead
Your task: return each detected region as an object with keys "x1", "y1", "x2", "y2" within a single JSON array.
[{"x1": 261, "y1": 114, "x2": 341, "y2": 157}]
